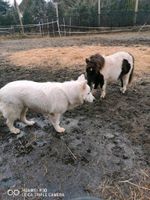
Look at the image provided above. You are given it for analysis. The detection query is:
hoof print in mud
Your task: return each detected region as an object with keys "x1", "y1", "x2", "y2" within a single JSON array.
[
  {"x1": 53, "y1": 132, "x2": 64, "y2": 139},
  {"x1": 80, "y1": 156, "x2": 90, "y2": 164},
  {"x1": 62, "y1": 155, "x2": 76, "y2": 165},
  {"x1": 14, "y1": 139, "x2": 34, "y2": 157}
]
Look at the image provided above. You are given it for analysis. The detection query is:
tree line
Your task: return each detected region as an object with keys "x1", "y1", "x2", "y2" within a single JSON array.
[{"x1": 0, "y1": 0, "x2": 150, "y2": 26}]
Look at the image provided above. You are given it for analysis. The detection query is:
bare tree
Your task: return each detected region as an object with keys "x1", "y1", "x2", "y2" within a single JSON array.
[{"x1": 14, "y1": 0, "x2": 24, "y2": 34}]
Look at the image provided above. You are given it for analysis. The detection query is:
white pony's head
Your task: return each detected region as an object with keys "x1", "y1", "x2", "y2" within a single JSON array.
[{"x1": 77, "y1": 74, "x2": 95, "y2": 103}]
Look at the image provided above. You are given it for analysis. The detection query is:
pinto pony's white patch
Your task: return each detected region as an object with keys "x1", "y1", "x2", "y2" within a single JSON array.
[
  {"x1": 0, "y1": 74, "x2": 94, "y2": 134},
  {"x1": 86, "y1": 51, "x2": 134, "y2": 98}
]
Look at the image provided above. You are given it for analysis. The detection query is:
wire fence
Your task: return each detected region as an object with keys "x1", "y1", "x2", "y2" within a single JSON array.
[
  {"x1": 0, "y1": 11, "x2": 150, "y2": 37},
  {"x1": 0, "y1": 22, "x2": 150, "y2": 37},
  {"x1": 0, "y1": 20, "x2": 58, "y2": 36}
]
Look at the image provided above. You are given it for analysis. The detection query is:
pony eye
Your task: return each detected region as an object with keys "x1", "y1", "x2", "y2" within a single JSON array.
[{"x1": 90, "y1": 68, "x2": 93, "y2": 71}]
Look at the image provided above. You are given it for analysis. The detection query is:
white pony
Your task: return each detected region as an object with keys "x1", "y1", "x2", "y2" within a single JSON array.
[
  {"x1": 86, "y1": 51, "x2": 134, "y2": 98},
  {"x1": 0, "y1": 74, "x2": 94, "y2": 134}
]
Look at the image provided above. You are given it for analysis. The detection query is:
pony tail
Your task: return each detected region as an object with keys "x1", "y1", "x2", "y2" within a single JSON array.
[{"x1": 129, "y1": 54, "x2": 134, "y2": 84}]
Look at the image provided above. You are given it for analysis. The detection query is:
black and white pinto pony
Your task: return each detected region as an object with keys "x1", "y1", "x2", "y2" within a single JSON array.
[{"x1": 85, "y1": 51, "x2": 134, "y2": 98}]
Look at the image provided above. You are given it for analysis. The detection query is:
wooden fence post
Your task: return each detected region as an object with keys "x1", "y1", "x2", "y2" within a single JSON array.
[
  {"x1": 47, "y1": 18, "x2": 50, "y2": 36},
  {"x1": 98, "y1": 0, "x2": 101, "y2": 26},
  {"x1": 69, "y1": 17, "x2": 72, "y2": 35},
  {"x1": 134, "y1": 0, "x2": 139, "y2": 25},
  {"x1": 39, "y1": 22, "x2": 42, "y2": 36},
  {"x1": 52, "y1": 19, "x2": 55, "y2": 37},
  {"x1": 63, "y1": 17, "x2": 66, "y2": 36}
]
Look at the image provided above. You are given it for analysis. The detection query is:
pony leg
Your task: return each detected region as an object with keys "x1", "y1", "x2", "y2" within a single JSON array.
[
  {"x1": 100, "y1": 80, "x2": 107, "y2": 98},
  {"x1": 49, "y1": 113, "x2": 65, "y2": 133},
  {"x1": 3, "y1": 105, "x2": 22, "y2": 134},
  {"x1": 121, "y1": 74, "x2": 130, "y2": 93},
  {"x1": 6, "y1": 118, "x2": 20, "y2": 134},
  {"x1": 0, "y1": 101, "x2": 23, "y2": 134},
  {"x1": 20, "y1": 107, "x2": 35, "y2": 126}
]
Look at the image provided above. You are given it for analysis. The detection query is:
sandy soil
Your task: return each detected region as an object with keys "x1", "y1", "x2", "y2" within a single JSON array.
[{"x1": 0, "y1": 32, "x2": 150, "y2": 200}]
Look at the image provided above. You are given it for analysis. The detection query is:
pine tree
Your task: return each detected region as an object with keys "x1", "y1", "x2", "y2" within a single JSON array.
[
  {"x1": 22, "y1": 0, "x2": 47, "y2": 24},
  {"x1": 0, "y1": 0, "x2": 10, "y2": 15}
]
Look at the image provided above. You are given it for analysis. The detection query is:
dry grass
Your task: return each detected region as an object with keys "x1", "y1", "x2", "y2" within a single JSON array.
[
  {"x1": 94, "y1": 169, "x2": 150, "y2": 200},
  {"x1": 8, "y1": 45, "x2": 150, "y2": 74}
]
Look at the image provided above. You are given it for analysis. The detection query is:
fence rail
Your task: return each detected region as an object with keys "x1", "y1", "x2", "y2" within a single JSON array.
[
  {"x1": 0, "y1": 21, "x2": 150, "y2": 37},
  {"x1": 0, "y1": 9, "x2": 150, "y2": 37}
]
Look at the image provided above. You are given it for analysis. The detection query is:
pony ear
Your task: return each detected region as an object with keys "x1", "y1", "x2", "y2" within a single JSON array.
[
  {"x1": 97, "y1": 55, "x2": 105, "y2": 70},
  {"x1": 77, "y1": 74, "x2": 86, "y2": 81},
  {"x1": 80, "y1": 80, "x2": 87, "y2": 90},
  {"x1": 85, "y1": 58, "x2": 89, "y2": 64}
]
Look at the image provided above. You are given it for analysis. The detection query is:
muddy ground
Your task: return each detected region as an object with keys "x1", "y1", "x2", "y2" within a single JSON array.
[{"x1": 0, "y1": 32, "x2": 150, "y2": 200}]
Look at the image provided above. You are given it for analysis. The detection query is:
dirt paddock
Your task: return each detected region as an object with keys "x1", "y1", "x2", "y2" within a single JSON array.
[{"x1": 0, "y1": 32, "x2": 150, "y2": 200}]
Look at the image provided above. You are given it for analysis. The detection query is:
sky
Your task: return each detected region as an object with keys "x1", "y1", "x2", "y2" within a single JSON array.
[
  {"x1": 5, "y1": 0, "x2": 21, "y2": 5},
  {"x1": 5, "y1": 0, "x2": 23, "y2": 5}
]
